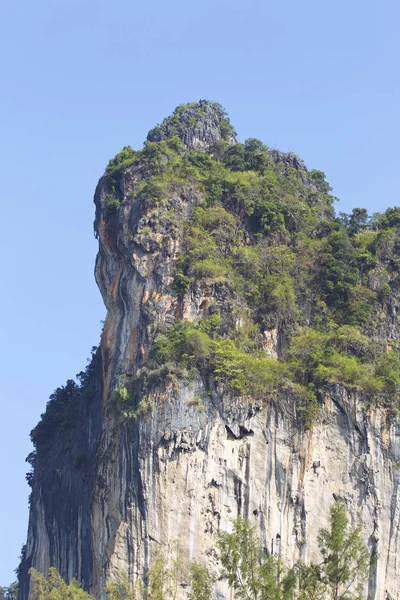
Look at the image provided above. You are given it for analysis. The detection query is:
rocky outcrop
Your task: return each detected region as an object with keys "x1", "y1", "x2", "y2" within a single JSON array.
[
  {"x1": 146, "y1": 100, "x2": 236, "y2": 149},
  {"x1": 20, "y1": 102, "x2": 400, "y2": 600}
]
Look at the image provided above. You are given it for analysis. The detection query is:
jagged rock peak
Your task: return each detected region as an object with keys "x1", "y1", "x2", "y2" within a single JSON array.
[{"x1": 146, "y1": 100, "x2": 237, "y2": 150}]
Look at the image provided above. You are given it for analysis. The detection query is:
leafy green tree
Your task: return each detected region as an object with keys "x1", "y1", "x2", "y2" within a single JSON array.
[
  {"x1": 172, "y1": 272, "x2": 191, "y2": 298},
  {"x1": 309, "y1": 170, "x2": 332, "y2": 194},
  {"x1": 374, "y1": 346, "x2": 400, "y2": 398},
  {"x1": 295, "y1": 563, "x2": 326, "y2": 600},
  {"x1": 339, "y1": 209, "x2": 369, "y2": 235},
  {"x1": 244, "y1": 138, "x2": 271, "y2": 173},
  {"x1": 104, "y1": 195, "x2": 121, "y2": 220},
  {"x1": 321, "y1": 228, "x2": 359, "y2": 305},
  {"x1": 252, "y1": 200, "x2": 286, "y2": 236},
  {"x1": 105, "y1": 548, "x2": 178, "y2": 600},
  {"x1": 317, "y1": 498, "x2": 370, "y2": 600},
  {"x1": 376, "y1": 206, "x2": 400, "y2": 229},
  {"x1": 0, "y1": 583, "x2": 18, "y2": 600},
  {"x1": 145, "y1": 549, "x2": 169, "y2": 600},
  {"x1": 189, "y1": 562, "x2": 213, "y2": 600},
  {"x1": 344, "y1": 286, "x2": 376, "y2": 326},
  {"x1": 105, "y1": 572, "x2": 141, "y2": 600},
  {"x1": 220, "y1": 117, "x2": 236, "y2": 140},
  {"x1": 8, "y1": 582, "x2": 19, "y2": 599},
  {"x1": 30, "y1": 380, "x2": 81, "y2": 456},
  {"x1": 166, "y1": 542, "x2": 188, "y2": 600},
  {"x1": 105, "y1": 548, "x2": 180, "y2": 600},
  {"x1": 218, "y1": 517, "x2": 296, "y2": 600},
  {"x1": 222, "y1": 144, "x2": 246, "y2": 171},
  {"x1": 29, "y1": 568, "x2": 93, "y2": 600},
  {"x1": 106, "y1": 146, "x2": 138, "y2": 175},
  {"x1": 185, "y1": 151, "x2": 214, "y2": 175}
]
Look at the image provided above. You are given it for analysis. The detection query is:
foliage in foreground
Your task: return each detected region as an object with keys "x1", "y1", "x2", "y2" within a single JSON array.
[
  {"x1": 28, "y1": 499, "x2": 371, "y2": 600},
  {"x1": 317, "y1": 498, "x2": 370, "y2": 600},
  {"x1": 217, "y1": 498, "x2": 370, "y2": 600},
  {"x1": 0, "y1": 582, "x2": 18, "y2": 600},
  {"x1": 29, "y1": 568, "x2": 94, "y2": 600}
]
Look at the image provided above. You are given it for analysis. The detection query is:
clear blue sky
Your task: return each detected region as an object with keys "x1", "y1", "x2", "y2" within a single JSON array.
[{"x1": 1, "y1": 0, "x2": 399, "y2": 585}]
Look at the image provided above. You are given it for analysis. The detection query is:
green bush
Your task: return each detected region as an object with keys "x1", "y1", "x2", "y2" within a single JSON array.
[
  {"x1": 149, "y1": 320, "x2": 289, "y2": 399},
  {"x1": 295, "y1": 385, "x2": 320, "y2": 430},
  {"x1": 191, "y1": 259, "x2": 227, "y2": 280},
  {"x1": 151, "y1": 322, "x2": 212, "y2": 369},
  {"x1": 30, "y1": 379, "x2": 81, "y2": 456},
  {"x1": 184, "y1": 226, "x2": 218, "y2": 265},
  {"x1": 309, "y1": 169, "x2": 332, "y2": 194},
  {"x1": 172, "y1": 271, "x2": 191, "y2": 298},
  {"x1": 103, "y1": 195, "x2": 121, "y2": 220},
  {"x1": 287, "y1": 325, "x2": 390, "y2": 396},
  {"x1": 139, "y1": 181, "x2": 166, "y2": 206},
  {"x1": 344, "y1": 285, "x2": 377, "y2": 325},
  {"x1": 106, "y1": 146, "x2": 139, "y2": 177},
  {"x1": 376, "y1": 206, "x2": 400, "y2": 229},
  {"x1": 30, "y1": 348, "x2": 100, "y2": 457},
  {"x1": 252, "y1": 200, "x2": 286, "y2": 235},
  {"x1": 185, "y1": 150, "x2": 214, "y2": 175},
  {"x1": 29, "y1": 568, "x2": 93, "y2": 600},
  {"x1": 339, "y1": 207, "x2": 369, "y2": 235},
  {"x1": 219, "y1": 117, "x2": 236, "y2": 140},
  {"x1": 375, "y1": 349, "x2": 400, "y2": 396},
  {"x1": 244, "y1": 138, "x2": 272, "y2": 173},
  {"x1": 213, "y1": 339, "x2": 288, "y2": 397},
  {"x1": 222, "y1": 144, "x2": 246, "y2": 171},
  {"x1": 111, "y1": 386, "x2": 136, "y2": 418},
  {"x1": 321, "y1": 228, "x2": 359, "y2": 305}
]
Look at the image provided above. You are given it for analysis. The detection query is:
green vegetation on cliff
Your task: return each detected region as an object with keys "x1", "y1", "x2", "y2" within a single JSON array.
[
  {"x1": 98, "y1": 101, "x2": 400, "y2": 424},
  {"x1": 30, "y1": 347, "x2": 101, "y2": 458},
  {"x1": 31, "y1": 100, "x2": 400, "y2": 460}
]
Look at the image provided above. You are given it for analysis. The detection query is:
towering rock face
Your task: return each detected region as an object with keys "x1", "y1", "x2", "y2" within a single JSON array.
[{"x1": 20, "y1": 101, "x2": 400, "y2": 599}]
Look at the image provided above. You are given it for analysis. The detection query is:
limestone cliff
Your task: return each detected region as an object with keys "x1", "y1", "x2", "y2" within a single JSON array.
[{"x1": 20, "y1": 101, "x2": 400, "y2": 600}]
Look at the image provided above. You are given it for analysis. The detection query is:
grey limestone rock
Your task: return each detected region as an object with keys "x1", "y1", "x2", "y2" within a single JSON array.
[{"x1": 147, "y1": 100, "x2": 236, "y2": 150}]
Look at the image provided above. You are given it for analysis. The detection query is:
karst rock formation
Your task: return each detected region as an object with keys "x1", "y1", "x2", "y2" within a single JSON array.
[{"x1": 19, "y1": 101, "x2": 400, "y2": 599}]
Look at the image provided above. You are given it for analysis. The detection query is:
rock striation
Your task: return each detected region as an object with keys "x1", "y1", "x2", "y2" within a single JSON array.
[
  {"x1": 20, "y1": 101, "x2": 400, "y2": 600},
  {"x1": 146, "y1": 99, "x2": 236, "y2": 149}
]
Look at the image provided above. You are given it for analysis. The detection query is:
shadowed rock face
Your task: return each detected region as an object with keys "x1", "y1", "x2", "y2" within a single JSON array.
[{"x1": 20, "y1": 102, "x2": 400, "y2": 600}]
